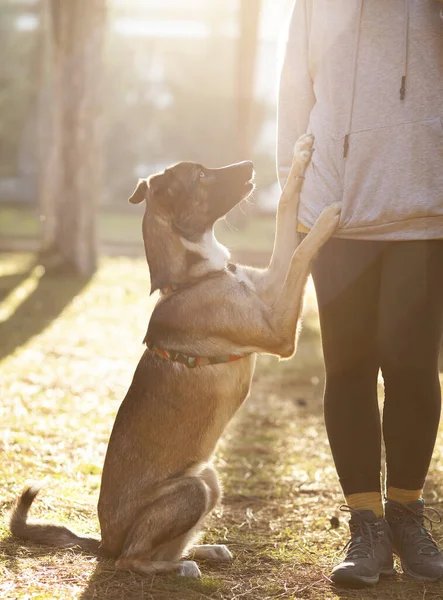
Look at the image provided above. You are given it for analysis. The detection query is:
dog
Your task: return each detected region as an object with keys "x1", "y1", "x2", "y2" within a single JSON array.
[{"x1": 10, "y1": 134, "x2": 340, "y2": 578}]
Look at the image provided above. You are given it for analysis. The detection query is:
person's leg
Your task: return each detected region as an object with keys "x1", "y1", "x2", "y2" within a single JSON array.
[
  {"x1": 379, "y1": 240, "x2": 443, "y2": 581},
  {"x1": 312, "y1": 237, "x2": 383, "y2": 510},
  {"x1": 379, "y1": 240, "x2": 443, "y2": 494},
  {"x1": 312, "y1": 238, "x2": 395, "y2": 587}
]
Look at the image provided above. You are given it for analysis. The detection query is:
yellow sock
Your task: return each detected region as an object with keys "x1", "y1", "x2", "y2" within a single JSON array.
[
  {"x1": 345, "y1": 492, "x2": 383, "y2": 517},
  {"x1": 387, "y1": 487, "x2": 422, "y2": 505}
]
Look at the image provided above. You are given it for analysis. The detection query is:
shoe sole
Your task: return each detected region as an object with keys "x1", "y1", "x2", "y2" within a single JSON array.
[
  {"x1": 401, "y1": 561, "x2": 443, "y2": 582},
  {"x1": 331, "y1": 567, "x2": 396, "y2": 588},
  {"x1": 392, "y1": 547, "x2": 443, "y2": 582}
]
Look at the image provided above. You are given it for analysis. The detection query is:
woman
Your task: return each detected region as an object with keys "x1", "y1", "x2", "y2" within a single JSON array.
[{"x1": 278, "y1": 0, "x2": 443, "y2": 587}]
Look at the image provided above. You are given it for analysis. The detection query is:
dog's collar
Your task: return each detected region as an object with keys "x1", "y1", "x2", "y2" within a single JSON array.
[
  {"x1": 152, "y1": 263, "x2": 246, "y2": 367},
  {"x1": 160, "y1": 282, "x2": 180, "y2": 295},
  {"x1": 160, "y1": 263, "x2": 237, "y2": 296},
  {"x1": 147, "y1": 342, "x2": 249, "y2": 368}
]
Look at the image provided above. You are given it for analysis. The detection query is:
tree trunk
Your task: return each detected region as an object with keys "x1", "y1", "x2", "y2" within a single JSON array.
[
  {"x1": 39, "y1": 0, "x2": 107, "y2": 275},
  {"x1": 237, "y1": 0, "x2": 261, "y2": 161},
  {"x1": 228, "y1": 0, "x2": 261, "y2": 229},
  {"x1": 38, "y1": 0, "x2": 58, "y2": 253}
]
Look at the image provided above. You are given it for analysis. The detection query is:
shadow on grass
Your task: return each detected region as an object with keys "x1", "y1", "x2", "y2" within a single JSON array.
[
  {"x1": 0, "y1": 255, "x2": 91, "y2": 362},
  {"x1": 1, "y1": 532, "x2": 226, "y2": 600},
  {"x1": 3, "y1": 533, "x2": 209, "y2": 600},
  {"x1": 4, "y1": 282, "x2": 442, "y2": 599},
  {"x1": 0, "y1": 267, "x2": 34, "y2": 303},
  {"x1": 0, "y1": 534, "x2": 21, "y2": 580},
  {"x1": 79, "y1": 562, "x2": 224, "y2": 600}
]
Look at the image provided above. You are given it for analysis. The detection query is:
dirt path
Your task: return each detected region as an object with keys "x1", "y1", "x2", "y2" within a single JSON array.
[{"x1": 1, "y1": 253, "x2": 443, "y2": 599}]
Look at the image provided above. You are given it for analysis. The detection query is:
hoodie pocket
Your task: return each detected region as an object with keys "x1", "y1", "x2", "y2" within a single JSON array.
[{"x1": 341, "y1": 117, "x2": 443, "y2": 229}]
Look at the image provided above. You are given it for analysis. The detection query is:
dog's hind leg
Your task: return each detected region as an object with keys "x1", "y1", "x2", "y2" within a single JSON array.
[
  {"x1": 152, "y1": 465, "x2": 232, "y2": 564},
  {"x1": 115, "y1": 475, "x2": 213, "y2": 577},
  {"x1": 187, "y1": 465, "x2": 232, "y2": 563}
]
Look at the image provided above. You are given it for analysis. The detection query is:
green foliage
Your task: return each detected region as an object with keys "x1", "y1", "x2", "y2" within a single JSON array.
[
  {"x1": 0, "y1": 4, "x2": 42, "y2": 177},
  {"x1": 1, "y1": 3, "x2": 276, "y2": 202},
  {"x1": 0, "y1": 205, "x2": 277, "y2": 254}
]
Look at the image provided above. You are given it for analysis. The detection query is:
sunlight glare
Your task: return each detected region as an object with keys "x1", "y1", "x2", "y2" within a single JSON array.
[{"x1": 0, "y1": 265, "x2": 45, "y2": 324}]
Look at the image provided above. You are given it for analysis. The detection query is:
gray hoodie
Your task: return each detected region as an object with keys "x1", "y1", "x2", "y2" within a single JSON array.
[{"x1": 277, "y1": 0, "x2": 443, "y2": 240}]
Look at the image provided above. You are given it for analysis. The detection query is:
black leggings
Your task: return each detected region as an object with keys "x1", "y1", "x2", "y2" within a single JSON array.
[{"x1": 311, "y1": 238, "x2": 443, "y2": 495}]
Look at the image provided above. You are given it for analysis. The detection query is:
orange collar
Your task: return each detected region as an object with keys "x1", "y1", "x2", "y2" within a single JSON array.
[{"x1": 147, "y1": 342, "x2": 249, "y2": 368}]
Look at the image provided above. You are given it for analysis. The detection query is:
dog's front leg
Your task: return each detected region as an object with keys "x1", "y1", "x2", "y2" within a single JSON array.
[
  {"x1": 219, "y1": 201, "x2": 341, "y2": 359},
  {"x1": 259, "y1": 133, "x2": 314, "y2": 300},
  {"x1": 265, "y1": 202, "x2": 341, "y2": 357}
]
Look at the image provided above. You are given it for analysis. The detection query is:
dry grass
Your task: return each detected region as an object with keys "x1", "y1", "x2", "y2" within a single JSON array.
[
  {"x1": 1, "y1": 252, "x2": 443, "y2": 600},
  {"x1": 0, "y1": 206, "x2": 276, "y2": 253}
]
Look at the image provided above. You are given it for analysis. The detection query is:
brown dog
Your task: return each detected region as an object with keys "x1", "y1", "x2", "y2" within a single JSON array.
[{"x1": 10, "y1": 134, "x2": 340, "y2": 578}]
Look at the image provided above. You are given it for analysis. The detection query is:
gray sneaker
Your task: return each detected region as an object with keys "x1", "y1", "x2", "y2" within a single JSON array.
[
  {"x1": 331, "y1": 507, "x2": 395, "y2": 587},
  {"x1": 385, "y1": 498, "x2": 443, "y2": 581}
]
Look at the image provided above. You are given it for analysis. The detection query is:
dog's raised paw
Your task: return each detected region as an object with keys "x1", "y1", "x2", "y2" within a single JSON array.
[
  {"x1": 293, "y1": 133, "x2": 315, "y2": 162},
  {"x1": 178, "y1": 560, "x2": 202, "y2": 578},
  {"x1": 314, "y1": 202, "x2": 342, "y2": 238},
  {"x1": 191, "y1": 544, "x2": 233, "y2": 562},
  {"x1": 323, "y1": 201, "x2": 342, "y2": 219}
]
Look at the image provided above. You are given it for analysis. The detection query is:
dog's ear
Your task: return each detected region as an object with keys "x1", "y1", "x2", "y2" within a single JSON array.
[
  {"x1": 149, "y1": 170, "x2": 174, "y2": 199},
  {"x1": 128, "y1": 179, "x2": 148, "y2": 204}
]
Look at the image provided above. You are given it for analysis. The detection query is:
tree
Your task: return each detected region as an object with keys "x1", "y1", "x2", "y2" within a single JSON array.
[
  {"x1": 237, "y1": 0, "x2": 261, "y2": 160},
  {"x1": 228, "y1": 0, "x2": 261, "y2": 228},
  {"x1": 39, "y1": 0, "x2": 107, "y2": 275}
]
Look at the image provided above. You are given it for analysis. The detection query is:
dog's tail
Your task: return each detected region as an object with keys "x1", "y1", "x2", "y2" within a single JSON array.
[{"x1": 10, "y1": 484, "x2": 104, "y2": 556}]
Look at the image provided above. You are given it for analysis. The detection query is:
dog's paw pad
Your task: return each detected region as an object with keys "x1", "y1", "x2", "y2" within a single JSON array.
[
  {"x1": 178, "y1": 561, "x2": 201, "y2": 578},
  {"x1": 293, "y1": 133, "x2": 314, "y2": 161}
]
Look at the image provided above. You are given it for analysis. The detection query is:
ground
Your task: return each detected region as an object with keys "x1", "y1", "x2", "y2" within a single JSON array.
[
  {"x1": 1, "y1": 251, "x2": 443, "y2": 600},
  {"x1": 0, "y1": 206, "x2": 276, "y2": 256}
]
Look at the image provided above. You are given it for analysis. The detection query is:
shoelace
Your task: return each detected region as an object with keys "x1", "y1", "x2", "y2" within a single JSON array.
[
  {"x1": 391, "y1": 504, "x2": 442, "y2": 556},
  {"x1": 340, "y1": 505, "x2": 382, "y2": 559}
]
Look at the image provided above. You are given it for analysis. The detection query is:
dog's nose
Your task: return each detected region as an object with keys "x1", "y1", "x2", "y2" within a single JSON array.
[
  {"x1": 238, "y1": 160, "x2": 253, "y2": 169},
  {"x1": 237, "y1": 160, "x2": 254, "y2": 179},
  {"x1": 230, "y1": 160, "x2": 253, "y2": 169}
]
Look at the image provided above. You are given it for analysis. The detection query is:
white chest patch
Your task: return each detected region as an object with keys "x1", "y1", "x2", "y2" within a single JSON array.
[{"x1": 181, "y1": 229, "x2": 230, "y2": 271}]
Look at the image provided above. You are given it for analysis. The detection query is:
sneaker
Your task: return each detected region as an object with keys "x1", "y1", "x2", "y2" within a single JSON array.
[
  {"x1": 385, "y1": 498, "x2": 443, "y2": 581},
  {"x1": 330, "y1": 506, "x2": 395, "y2": 587}
]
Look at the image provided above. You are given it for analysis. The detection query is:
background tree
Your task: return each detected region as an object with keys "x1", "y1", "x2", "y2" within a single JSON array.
[
  {"x1": 39, "y1": 0, "x2": 107, "y2": 275},
  {"x1": 227, "y1": 0, "x2": 261, "y2": 227},
  {"x1": 237, "y1": 0, "x2": 261, "y2": 161}
]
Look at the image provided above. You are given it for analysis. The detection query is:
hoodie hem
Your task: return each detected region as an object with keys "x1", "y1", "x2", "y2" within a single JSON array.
[{"x1": 329, "y1": 216, "x2": 443, "y2": 241}]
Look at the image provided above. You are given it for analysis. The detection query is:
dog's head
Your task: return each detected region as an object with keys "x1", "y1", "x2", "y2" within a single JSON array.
[
  {"x1": 128, "y1": 160, "x2": 255, "y2": 293},
  {"x1": 128, "y1": 160, "x2": 255, "y2": 238}
]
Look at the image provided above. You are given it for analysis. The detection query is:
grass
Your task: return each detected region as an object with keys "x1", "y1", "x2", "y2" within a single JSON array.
[
  {"x1": 1, "y1": 252, "x2": 443, "y2": 599},
  {"x1": 0, "y1": 205, "x2": 276, "y2": 254}
]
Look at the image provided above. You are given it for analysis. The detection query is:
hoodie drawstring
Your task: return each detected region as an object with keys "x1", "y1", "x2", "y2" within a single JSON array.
[
  {"x1": 344, "y1": 0, "x2": 410, "y2": 158},
  {"x1": 400, "y1": 0, "x2": 410, "y2": 100},
  {"x1": 344, "y1": 0, "x2": 364, "y2": 158}
]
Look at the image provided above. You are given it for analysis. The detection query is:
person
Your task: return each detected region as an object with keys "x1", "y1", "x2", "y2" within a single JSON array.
[{"x1": 278, "y1": 0, "x2": 443, "y2": 588}]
